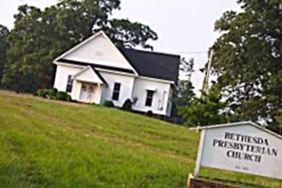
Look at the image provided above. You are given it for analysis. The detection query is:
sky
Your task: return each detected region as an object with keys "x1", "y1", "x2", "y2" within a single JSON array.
[{"x1": 0, "y1": 0, "x2": 240, "y2": 93}]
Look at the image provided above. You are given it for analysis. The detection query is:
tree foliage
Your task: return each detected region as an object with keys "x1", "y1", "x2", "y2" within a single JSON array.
[
  {"x1": 180, "y1": 85, "x2": 228, "y2": 127},
  {"x1": 179, "y1": 58, "x2": 194, "y2": 80},
  {"x1": 2, "y1": 0, "x2": 158, "y2": 92},
  {"x1": 172, "y1": 80, "x2": 194, "y2": 115},
  {"x1": 104, "y1": 19, "x2": 158, "y2": 50},
  {"x1": 211, "y1": 0, "x2": 282, "y2": 127},
  {"x1": 0, "y1": 25, "x2": 9, "y2": 85},
  {"x1": 274, "y1": 109, "x2": 282, "y2": 134},
  {"x1": 171, "y1": 58, "x2": 195, "y2": 122}
]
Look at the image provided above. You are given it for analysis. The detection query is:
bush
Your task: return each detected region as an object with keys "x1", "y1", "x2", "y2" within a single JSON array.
[
  {"x1": 147, "y1": 110, "x2": 153, "y2": 117},
  {"x1": 36, "y1": 88, "x2": 71, "y2": 102},
  {"x1": 47, "y1": 88, "x2": 58, "y2": 98},
  {"x1": 36, "y1": 89, "x2": 46, "y2": 98},
  {"x1": 36, "y1": 88, "x2": 58, "y2": 99},
  {"x1": 103, "y1": 100, "x2": 114, "y2": 108},
  {"x1": 66, "y1": 94, "x2": 72, "y2": 102},
  {"x1": 56, "y1": 91, "x2": 70, "y2": 101},
  {"x1": 122, "y1": 99, "x2": 132, "y2": 111}
]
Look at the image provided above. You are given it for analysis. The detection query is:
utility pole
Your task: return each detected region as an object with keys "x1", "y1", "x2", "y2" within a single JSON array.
[{"x1": 201, "y1": 50, "x2": 213, "y2": 98}]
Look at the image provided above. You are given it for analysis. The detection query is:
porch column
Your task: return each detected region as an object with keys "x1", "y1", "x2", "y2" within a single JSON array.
[
  {"x1": 96, "y1": 84, "x2": 103, "y2": 104},
  {"x1": 71, "y1": 80, "x2": 82, "y2": 101}
]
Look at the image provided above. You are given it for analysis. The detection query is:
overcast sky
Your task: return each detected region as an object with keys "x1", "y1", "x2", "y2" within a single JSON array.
[{"x1": 0, "y1": 0, "x2": 240, "y2": 93}]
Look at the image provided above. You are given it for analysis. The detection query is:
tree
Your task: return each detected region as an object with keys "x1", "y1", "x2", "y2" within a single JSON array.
[
  {"x1": 103, "y1": 19, "x2": 158, "y2": 50},
  {"x1": 2, "y1": 0, "x2": 158, "y2": 92},
  {"x1": 171, "y1": 58, "x2": 195, "y2": 122},
  {"x1": 0, "y1": 25, "x2": 9, "y2": 85},
  {"x1": 274, "y1": 109, "x2": 282, "y2": 134},
  {"x1": 180, "y1": 84, "x2": 229, "y2": 127},
  {"x1": 173, "y1": 80, "x2": 194, "y2": 109},
  {"x1": 179, "y1": 58, "x2": 194, "y2": 81},
  {"x1": 211, "y1": 0, "x2": 282, "y2": 128}
]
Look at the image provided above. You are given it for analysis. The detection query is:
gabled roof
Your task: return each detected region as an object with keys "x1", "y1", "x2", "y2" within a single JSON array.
[
  {"x1": 54, "y1": 31, "x2": 138, "y2": 75},
  {"x1": 57, "y1": 58, "x2": 135, "y2": 74},
  {"x1": 73, "y1": 65, "x2": 107, "y2": 85},
  {"x1": 119, "y1": 48, "x2": 180, "y2": 83}
]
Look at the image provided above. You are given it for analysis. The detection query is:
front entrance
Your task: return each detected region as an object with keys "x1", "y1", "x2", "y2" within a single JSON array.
[{"x1": 79, "y1": 84, "x2": 96, "y2": 103}]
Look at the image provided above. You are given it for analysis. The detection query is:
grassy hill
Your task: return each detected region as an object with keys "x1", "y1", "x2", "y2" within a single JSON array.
[{"x1": 0, "y1": 91, "x2": 280, "y2": 187}]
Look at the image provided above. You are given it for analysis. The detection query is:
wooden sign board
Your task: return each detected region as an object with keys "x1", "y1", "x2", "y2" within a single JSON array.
[
  {"x1": 193, "y1": 121, "x2": 282, "y2": 179},
  {"x1": 187, "y1": 175, "x2": 238, "y2": 188}
]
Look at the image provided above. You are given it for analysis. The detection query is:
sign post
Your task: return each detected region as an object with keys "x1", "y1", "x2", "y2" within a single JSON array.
[{"x1": 194, "y1": 129, "x2": 205, "y2": 177}]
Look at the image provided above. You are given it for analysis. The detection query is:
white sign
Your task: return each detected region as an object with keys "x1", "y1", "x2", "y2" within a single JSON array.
[{"x1": 194, "y1": 122, "x2": 282, "y2": 179}]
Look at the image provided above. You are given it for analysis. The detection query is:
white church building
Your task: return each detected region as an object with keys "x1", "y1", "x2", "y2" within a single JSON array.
[{"x1": 53, "y1": 31, "x2": 180, "y2": 116}]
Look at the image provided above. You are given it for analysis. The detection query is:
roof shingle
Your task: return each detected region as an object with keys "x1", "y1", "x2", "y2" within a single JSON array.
[{"x1": 119, "y1": 48, "x2": 180, "y2": 83}]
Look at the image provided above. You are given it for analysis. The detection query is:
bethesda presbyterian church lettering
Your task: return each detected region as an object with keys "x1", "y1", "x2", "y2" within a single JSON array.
[{"x1": 213, "y1": 132, "x2": 278, "y2": 163}]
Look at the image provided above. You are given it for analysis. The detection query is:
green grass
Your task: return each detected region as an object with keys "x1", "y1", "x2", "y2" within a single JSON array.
[{"x1": 0, "y1": 92, "x2": 281, "y2": 187}]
